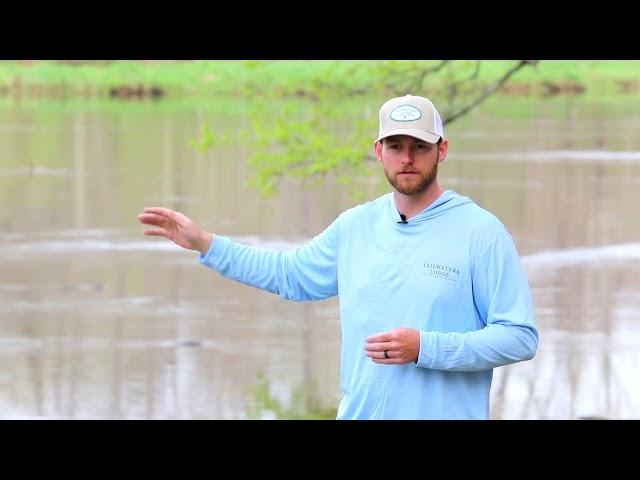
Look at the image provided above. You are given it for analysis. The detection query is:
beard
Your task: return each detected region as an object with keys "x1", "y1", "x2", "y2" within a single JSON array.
[{"x1": 383, "y1": 153, "x2": 439, "y2": 196}]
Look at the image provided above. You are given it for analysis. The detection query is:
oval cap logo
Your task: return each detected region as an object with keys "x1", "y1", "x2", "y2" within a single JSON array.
[{"x1": 390, "y1": 105, "x2": 421, "y2": 121}]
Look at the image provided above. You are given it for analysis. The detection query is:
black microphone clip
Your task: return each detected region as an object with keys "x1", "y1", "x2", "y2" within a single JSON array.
[{"x1": 398, "y1": 213, "x2": 408, "y2": 224}]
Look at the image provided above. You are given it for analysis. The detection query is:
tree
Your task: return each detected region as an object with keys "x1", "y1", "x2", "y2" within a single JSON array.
[{"x1": 196, "y1": 60, "x2": 538, "y2": 196}]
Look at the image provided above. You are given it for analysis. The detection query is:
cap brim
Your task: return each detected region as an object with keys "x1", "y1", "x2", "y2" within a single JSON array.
[{"x1": 376, "y1": 129, "x2": 441, "y2": 144}]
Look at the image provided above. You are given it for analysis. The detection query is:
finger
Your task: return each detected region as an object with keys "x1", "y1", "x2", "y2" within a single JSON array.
[
  {"x1": 371, "y1": 358, "x2": 394, "y2": 364},
  {"x1": 365, "y1": 350, "x2": 383, "y2": 358},
  {"x1": 143, "y1": 229, "x2": 168, "y2": 237},
  {"x1": 364, "y1": 343, "x2": 391, "y2": 352},
  {"x1": 142, "y1": 207, "x2": 176, "y2": 219},
  {"x1": 365, "y1": 346, "x2": 392, "y2": 357},
  {"x1": 365, "y1": 346, "x2": 396, "y2": 364},
  {"x1": 366, "y1": 332, "x2": 392, "y2": 343},
  {"x1": 137, "y1": 213, "x2": 167, "y2": 226},
  {"x1": 368, "y1": 352, "x2": 394, "y2": 364}
]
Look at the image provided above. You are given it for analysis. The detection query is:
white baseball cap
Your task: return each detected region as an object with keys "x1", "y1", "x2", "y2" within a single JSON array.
[{"x1": 376, "y1": 94, "x2": 444, "y2": 144}]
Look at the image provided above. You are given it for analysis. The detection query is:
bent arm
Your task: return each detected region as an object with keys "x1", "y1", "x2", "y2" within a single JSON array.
[
  {"x1": 199, "y1": 219, "x2": 340, "y2": 301},
  {"x1": 417, "y1": 232, "x2": 538, "y2": 371}
]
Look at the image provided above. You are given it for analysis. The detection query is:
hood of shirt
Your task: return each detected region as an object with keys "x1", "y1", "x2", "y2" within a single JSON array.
[{"x1": 386, "y1": 190, "x2": 474, "y2": 225}]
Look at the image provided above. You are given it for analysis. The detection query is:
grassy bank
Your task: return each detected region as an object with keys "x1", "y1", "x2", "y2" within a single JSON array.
[{"x1": 1, "y1": 60, "x2": 640, "y2": 100}]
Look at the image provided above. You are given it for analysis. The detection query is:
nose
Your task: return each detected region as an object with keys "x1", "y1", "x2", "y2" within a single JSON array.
[{"x1": 400, "y1": 148, "x2": 415, "y2": 164}]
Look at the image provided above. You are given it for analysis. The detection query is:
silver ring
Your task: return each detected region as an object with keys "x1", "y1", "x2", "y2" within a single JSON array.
[{"x1": 384, "y1": 350, "x2": 389, "y2": 359}]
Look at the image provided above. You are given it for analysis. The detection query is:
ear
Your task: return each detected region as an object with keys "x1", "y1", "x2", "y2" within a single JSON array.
[
  {"x1": 374, "y1": 141, "x2": 383, "y2": 162},
  {"x1": 437, "y1": 138, "x2": 449, "y2": 163}
]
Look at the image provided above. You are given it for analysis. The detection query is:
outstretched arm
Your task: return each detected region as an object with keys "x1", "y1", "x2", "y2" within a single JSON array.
[
  {"x1": 138, "y1": 206, "x2": 340, "y2": 302},
  {"x1": 200, "y1": 220, "x2": 339, "y2": 301},
  {"x1": 137, "y1": 207, "x2": 213, "y2": 254}
]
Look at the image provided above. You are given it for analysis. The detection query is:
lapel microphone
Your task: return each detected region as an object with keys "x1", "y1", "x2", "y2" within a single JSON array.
[{"x1": 398, "y1": 213, "x2": 408, "y2": 224}]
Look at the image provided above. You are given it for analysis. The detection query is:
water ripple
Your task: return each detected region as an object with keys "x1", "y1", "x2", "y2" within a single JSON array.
[
  {"x1": 0, "y1": 233, "x2": 304, "y2": 254},
  {"x1": 455, "y1": 150, "x2": 640, "y2": 163},
  {"x1": 0, "y1": 166, "x2": 72, "y2": 176},
  {"x1": 522, "y1": 242, "x2": 640, "y2": 269},
  {"x1": 2, "y1": 230, "x2": 639, "y2": 272}
]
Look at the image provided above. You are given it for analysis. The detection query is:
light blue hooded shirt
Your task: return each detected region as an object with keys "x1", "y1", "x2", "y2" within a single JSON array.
[{"x1": 199, "y1": 190, "x2": 538, "y2": 419}]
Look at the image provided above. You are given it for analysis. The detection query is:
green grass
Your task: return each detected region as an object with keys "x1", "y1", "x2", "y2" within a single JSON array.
[
  {"x1": 247, "y1": 373, "x2": 338, "y2": 420},
  {"x1": 2, "y1": 60, "x2": 640, "y2": 98},
  {"x1": 0, "y1": 60, "x2": 378, "y2": 96},
  {"x1": 478, "y1": 60, "x2": 640, "y2": 95}
]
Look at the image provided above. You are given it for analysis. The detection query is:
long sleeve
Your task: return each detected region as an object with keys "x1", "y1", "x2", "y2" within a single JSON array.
[
  {"x1": 198, "y1": 219, "x2": 340, "y2": 301},
  {"x1": 416, "y1": 231, "x2": 538, "y2": 371}
]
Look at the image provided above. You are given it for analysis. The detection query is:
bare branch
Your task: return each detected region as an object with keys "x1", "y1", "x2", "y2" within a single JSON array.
[
  {"x1": 413, "y1": 60, "x2": 451, "y2": 93},
  {"x1": 444, "y1": 60, "x2": 538, "y2": 125},
  {"x1": 445, "y1": 60, "x2": 482, "y2": 110},
  {"x1": 448, "y1": 60, "x2": 482, "y2": 94},
  {"x1": 388, "y1": 60, "x2": 451, "y2": 95}
]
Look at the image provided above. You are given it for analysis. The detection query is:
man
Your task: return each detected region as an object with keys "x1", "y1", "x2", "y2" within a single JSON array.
[{"x1": 137, "y1": 94, "x2": 538, "y2": 419}]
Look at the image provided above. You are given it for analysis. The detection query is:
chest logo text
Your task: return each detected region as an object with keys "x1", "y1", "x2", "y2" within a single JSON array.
[{"x1": 422, "y1": 263, "x2": 460, "y2": 281}]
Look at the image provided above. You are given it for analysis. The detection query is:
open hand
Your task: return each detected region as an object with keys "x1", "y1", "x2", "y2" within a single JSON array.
[{"x1": 137, "y1": 207, "x2": 213, "y2": 254}]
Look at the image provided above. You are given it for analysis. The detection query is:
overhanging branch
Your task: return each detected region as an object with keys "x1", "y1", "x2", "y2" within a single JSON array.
[{"x1": 444, "y1": 60, "x2": 538, "y2": 125}]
